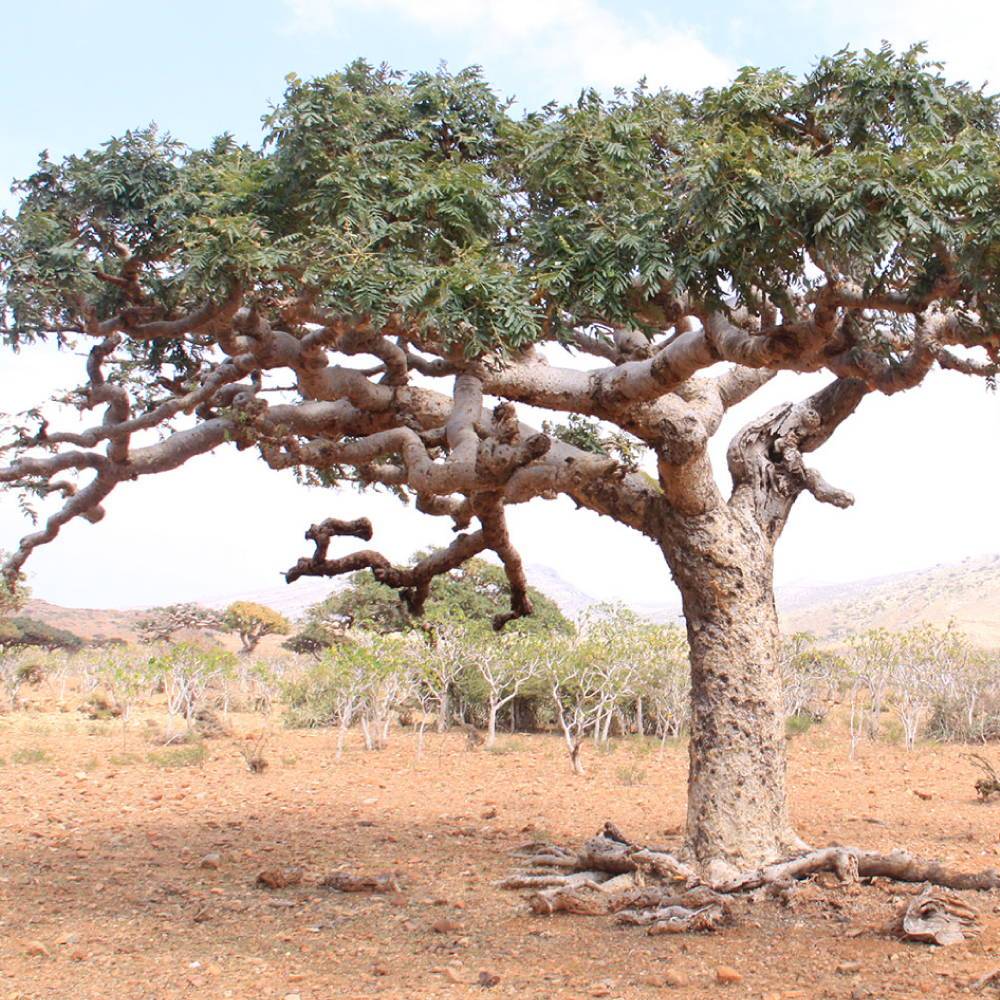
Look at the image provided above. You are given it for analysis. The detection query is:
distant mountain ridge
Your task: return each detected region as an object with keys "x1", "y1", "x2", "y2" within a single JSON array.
[{"x1": 19, "y1": 553, "x2": 1000, "y2": 647}]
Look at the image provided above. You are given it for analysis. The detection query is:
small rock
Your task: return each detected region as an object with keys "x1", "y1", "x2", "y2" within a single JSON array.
[
  {"x1": 716, "y1": 966, "x2": 743, "y2": 985},
  {"x1": 837, "y1": 961, "x2": 862, "y2": 975},
  {"x1": 442, "y1": 967, "x2": 464, "y2": 984},
  {"x1": 431, "y1": 918, "x2": 463, "y2": 934},
  {"x1": 199, "y1": 852, "x2": 221, "y2": 870},
  {"x1": 24, "y1": 941, "x2": 50, "y2": 958},
  {"x1": 68, "y1": 947, "x2": 86, "y2": 962},
  {"x1": 256, "y1": 868, "x2": 303, "y2": 890},
  {"x1": 662, "y1": 969, "x2": 689, "y2": 987},
  {"x1": 478, "y1": 970, "x2": 500, "y2": 987},
  {"x1": 590, "y1": 985, "x2": 612, "y2": 998},
  {"x1": 638, "y1": 974, "x2": 666, "y2": 987}
]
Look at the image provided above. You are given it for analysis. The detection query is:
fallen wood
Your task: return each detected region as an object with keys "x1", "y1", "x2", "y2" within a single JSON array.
[
  {"x1": 892, "y1": 887, "x2": 980, "y2": 946},
  {"x1": 500, "y1": 821, "x2": 1000, "y2": 939},
  {"x1": 495, "y1": 870, "x2": 611, "y2": 891},
  {"x1": 528, "y1": 880, "x2": 617, "y2": 915},
  {"x1": 318, "y1": 872, "x2": 401, "y2": 893},
  {"x1": 609, "y1": 884, "x2": 726, "y2": 913},
  {"x1": 715, "y1": 847, "x2": 999, "y2": 894}
]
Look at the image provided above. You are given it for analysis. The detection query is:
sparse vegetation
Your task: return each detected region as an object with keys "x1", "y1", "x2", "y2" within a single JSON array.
[{"x1": 147, "y1": 742, "x2": 207, "y2": 768}]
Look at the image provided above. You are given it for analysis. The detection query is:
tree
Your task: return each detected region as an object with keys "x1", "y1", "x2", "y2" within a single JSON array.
[
  {"x1": 308, "y1": 555, "x2": 574, "y2": 635},
  {"x1": 545, "y1": 634, "x2": 612, "y2": 774},
  {"x1": 282, "y1": 622, "x2": 343, "y2": 659},
  {"x1": 223, "y1": 600, "x2": 291, "y2": 654},
  {"x1": 4, "y1": 47, "x2": 1000, "y2": 875},
  {"x1": 0, "y1": 617, "x2": 83, "y2": 652},
  {"x1": 0, "y1": 550, "x2": 28, "y2": 618},
  {"x1": 137, "y1": 603, "x2": 224, "y2": 644}
]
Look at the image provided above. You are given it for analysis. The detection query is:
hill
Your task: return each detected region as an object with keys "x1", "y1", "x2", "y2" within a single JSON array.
[
  {"x1": 16, "y1": 554, "x2": 1000, "y2": 648},
  {"x1": 780, "y1": 553, "x2": 1000, "y2": 646}
]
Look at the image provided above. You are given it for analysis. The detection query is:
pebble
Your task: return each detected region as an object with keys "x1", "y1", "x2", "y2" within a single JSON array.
[
  {"x1": 24, "y1": 941, "x2": 50, "y2": 958},
  {"x1": 430, "y1": 918, "x2": 463, "y2": 934},
  {"x1": 716, "y1": 965, "x2": 743, "y2": 984},
  {"x1": 837, "y1": 960, "x2": 862, "y2": 975},
  {"x1": 662, "y1": 969, "x2": 689, "y2": 987},
  {"x1": 199, "y1": 852, "x2": 221, "y2": 870}
]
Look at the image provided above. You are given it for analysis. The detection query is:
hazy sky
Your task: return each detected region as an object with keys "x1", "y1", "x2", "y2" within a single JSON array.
[{"x1": 2, "y1": 0, "x2": 1000, "y2": 609}]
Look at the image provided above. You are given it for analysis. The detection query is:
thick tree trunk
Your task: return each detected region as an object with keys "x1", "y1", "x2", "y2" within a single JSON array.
[{"x1": 662, "y1": 507, "x2": 795, "y2": 875}]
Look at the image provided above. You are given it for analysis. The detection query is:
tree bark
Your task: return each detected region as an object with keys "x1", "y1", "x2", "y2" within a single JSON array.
[{"x1": 662, "y1": 506, "x2": 795, "y2": 875}]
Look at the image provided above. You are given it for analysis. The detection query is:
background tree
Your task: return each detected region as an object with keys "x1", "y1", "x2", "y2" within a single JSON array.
[
  {"x1": 308, "y1": 555, "x2": 574, "y2": 635},
  {"x1": 137, "y1": 603, "x2": 224, "y2": 644},
  {"x1": 282, "y1": 622, "x2": 343, "y2": 659},
  {"x1": 0, "y1": 617, "x2": 83, "y2": 652},
  {"x1": 4, "y1": 47, "x2": 1000, "y2": 874},
  {"x1": 223, "y1": 600, "x2": 291, "y2": 654}
]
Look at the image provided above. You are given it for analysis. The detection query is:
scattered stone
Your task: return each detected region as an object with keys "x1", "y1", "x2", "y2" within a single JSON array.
[
  {"x1": 441, "y1": 967, "x2": 464, "y2": 984},
  {"x1": 24, "y1": 941, "x2": 50, "y2": 958},
  {"x1": 638, "y1": 973, "x2": 667, "y2": 987},
  {"x1": 256, "y1": 868, "x2": 304, "y2": 890},
  {"x1": 68, "y1": 947, "x2": 86, "y2": 962},
  {"x1": 662, "y1": 969, "x2": 689, "y2": 988},
  {"x1": 199, "y1": 852, "x2": 221, "y2": 870},
  {"x1": 837, "y1": 961, "x2": 862, "y2": 975},
  {"x1": 430, "y1": 918, "x2": 463, "y2": 934},
  {"x1": 716, "y1": 966, "x2": 743, "y2": 984},
  {"x1": 478, "y1": 970, "x2": 500, "y2": 987},
  {"x1": 590, "y1": 984, "x2": 612, "y2": 997},
  {"x1": 372, "y1": 963, "x2": 389, "y2": 977}
]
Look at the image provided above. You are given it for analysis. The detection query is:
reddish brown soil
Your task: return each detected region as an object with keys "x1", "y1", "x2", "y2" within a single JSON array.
[{"x1": 1, "y1": 700, "x2": 998, "y2": 999}]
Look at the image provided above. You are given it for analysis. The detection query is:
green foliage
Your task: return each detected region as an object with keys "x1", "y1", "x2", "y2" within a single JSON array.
[
  {"x1": 222, "y1": 601, "x2": 291, "y2": 653},
  {"x1": 308, "y1": 555, "x2": 574, "y2": 637},
  {"x1": 785, "y1": 713, "x2": 814, "y2": 737},
  {"x1": 0, "y1": 552, "x2": 28, "y2": 617},
  {"x1": 541, "y1": 414, "x2": 644, "y2": 471},
  {"x1": 0, "y1": 617, "x2": 82, "y2": 652},
  {"x1": 11, "y1": 747, "x2": 47, "y2": 764},
  {"x1": 6, "y1": 46, "x2": 995, "y2": 363},
  {"x1": 282, "y1": 622, "x2": 343, "y2": 658}
]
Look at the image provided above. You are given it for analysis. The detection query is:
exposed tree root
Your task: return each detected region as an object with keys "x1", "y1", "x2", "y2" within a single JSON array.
[{"x1": 499, "y1": 822, "x2": 999, "y2": 940}]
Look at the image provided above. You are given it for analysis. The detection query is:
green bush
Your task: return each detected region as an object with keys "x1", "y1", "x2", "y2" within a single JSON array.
[{"x1": 785, "y1": 713, "x2": 814, "y2": 737}]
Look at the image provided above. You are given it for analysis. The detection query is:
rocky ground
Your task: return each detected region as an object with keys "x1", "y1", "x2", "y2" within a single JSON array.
[{"x1": 1, "y1": 695, "x2": 998, "y2": 999}]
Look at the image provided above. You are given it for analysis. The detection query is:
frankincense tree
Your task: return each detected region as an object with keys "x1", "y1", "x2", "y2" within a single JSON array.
[{"x1": 4, "y1": 46, "x2": 1000, "y2": 878}]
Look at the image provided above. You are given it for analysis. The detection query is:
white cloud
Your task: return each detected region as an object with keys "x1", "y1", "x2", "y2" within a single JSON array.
[
  {"x1": 795, "y1": 0, "x2": 1000, "y2": 89},
  {"x1": 284, "y1": 0, "x2": 734, "y2": 96}
]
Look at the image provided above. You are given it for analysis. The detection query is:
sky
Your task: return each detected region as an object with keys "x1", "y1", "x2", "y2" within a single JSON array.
[{"x1": 2, "y1": 0, "x2": 1000, "y2": 610}]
